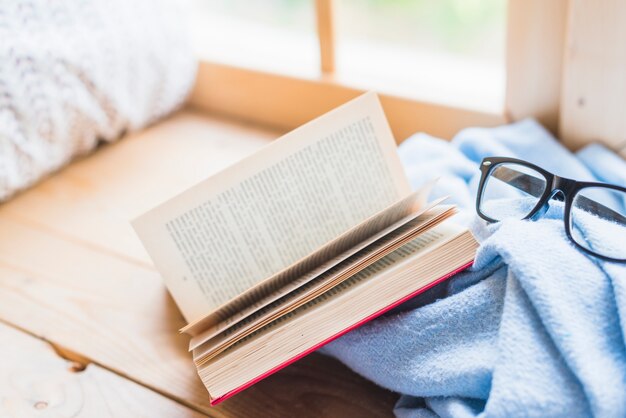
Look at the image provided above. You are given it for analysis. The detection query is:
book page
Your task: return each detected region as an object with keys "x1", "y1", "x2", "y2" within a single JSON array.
[
  {"x1": 196, "y1": 223, "x2": 474, "y2": 374},
  {"x1": 181, "y1": 189, "x2": 438, "y2": 337},
  {"x1": 190, "y1": 206, "x2": 457, "y2": 360},
  {"x1": 197, "y1": 228, "x2": 477, "y2": 401},
  {"x1": 133, "y1": 92, "x2": 411, "y2": 323}
]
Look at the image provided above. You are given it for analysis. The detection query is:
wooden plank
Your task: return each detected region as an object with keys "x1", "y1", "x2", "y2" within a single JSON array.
[
  {"x1": 505, "y1": 0, "x2": 568, "y2": 134},
  {"x1": 0, "y1": 221, "x2": 209, "y2": 411},
  {"x1": 0, "y1": 239, "x2": 396, "y2": 417},
  {"x1": 0, "y1": 110, "x2": 276, "y2": 266},
  {"x1": 560, "y1": 0, "x2": 626, "y2": 151},
  {"x1": 188, "y1": 61, "x2": 506, "y2": 142},
  {"x1": 0, "y1": 321, "x2": 206, "y2": 418},
  {"x1": 315, "y1": 0, "x2": 336, "y2": 73},
  {"x1": 0, "y1": 111, "x2": 399, "y2": 416}
]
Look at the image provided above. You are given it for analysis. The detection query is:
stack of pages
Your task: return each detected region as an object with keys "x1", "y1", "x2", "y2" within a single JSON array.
[{"x1": 133, "y1": 92, "x2": 478, "y2": 404}]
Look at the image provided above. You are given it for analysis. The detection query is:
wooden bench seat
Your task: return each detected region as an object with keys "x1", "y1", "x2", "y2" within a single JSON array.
[{"x1": 0, "y1": 109, "x2": 398, "y2": 417}]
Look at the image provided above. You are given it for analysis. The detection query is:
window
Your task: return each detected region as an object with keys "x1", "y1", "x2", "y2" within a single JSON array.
[
  {"x1": 334, "y1": 0, "x2": 505, "y2": 111},
  {"x1": 185, "y1": 0, "x2": 566, "y2": 141},
  {"x1": 187, "y1": 0, "x2": 319, "y2": 76},
  {"x1": 188, "y1": 0, "x2": 505, "y2": 111}
]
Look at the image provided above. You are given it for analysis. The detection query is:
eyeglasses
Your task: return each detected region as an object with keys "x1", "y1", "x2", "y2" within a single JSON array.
[{"x1": 476, "y1": 156, "x2": 626, "y2": 262}]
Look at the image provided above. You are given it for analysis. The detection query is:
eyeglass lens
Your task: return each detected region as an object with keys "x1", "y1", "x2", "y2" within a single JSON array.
[
  {"x1": 570, "y1": 187, "x2": 626, "y2": 260},
  {"x1": 479, "y1": 163, "x2": 547, "y2": 221}
]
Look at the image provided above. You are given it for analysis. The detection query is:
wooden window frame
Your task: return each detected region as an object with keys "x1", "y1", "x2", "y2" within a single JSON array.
[{"x1": 188, "y1": 0, "x2": 568, "y2": 143}]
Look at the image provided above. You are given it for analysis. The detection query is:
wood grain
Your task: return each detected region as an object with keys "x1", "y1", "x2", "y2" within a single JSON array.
[
  {"x1": 505, "y1": 0, "x2": 568, "y2": 134},
  {"x1": 189, "y1": 61, "x2": 506, "y2": 143},
  {"x1": 560, "y1": 0, "x2": 626, "y2": 151},
  {"x1": 0, "y1": 110, "x2": 398, "y2": 417},
  {"x1": 0, "y1": 322, "x2": 205, "y2": 418}
]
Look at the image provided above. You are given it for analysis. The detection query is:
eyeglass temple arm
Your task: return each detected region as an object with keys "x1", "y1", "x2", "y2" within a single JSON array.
[{"x1": 492, "y1": 166, "x2": 626, "y2": 224}]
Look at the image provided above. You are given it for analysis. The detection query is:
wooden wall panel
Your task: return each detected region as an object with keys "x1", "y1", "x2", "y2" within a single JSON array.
[
  {"x1": 505, "y1": 0, "x2": 568, "y2": 134},
  {"x1": 560, "y1": 0, "x2": 626, "y2": 153}
]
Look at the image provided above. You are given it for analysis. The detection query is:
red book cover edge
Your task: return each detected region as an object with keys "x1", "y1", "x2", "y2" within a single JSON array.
[{"x1": 210, "y1": 259, "x2": 473, "y2": 405}]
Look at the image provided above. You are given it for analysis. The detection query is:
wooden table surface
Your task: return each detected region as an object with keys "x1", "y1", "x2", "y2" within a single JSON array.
[{"x1": 0, "y1": 109, "x2": 398, "y2": 417}]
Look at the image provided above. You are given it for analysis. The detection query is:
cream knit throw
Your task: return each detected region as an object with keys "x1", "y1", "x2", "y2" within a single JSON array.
[{"x1": 0, "y1": 0, "x2": 196, "y2": 201}]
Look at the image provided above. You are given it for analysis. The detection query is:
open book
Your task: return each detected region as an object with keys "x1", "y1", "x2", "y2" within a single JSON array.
[{"x1": 132, "y1": 92, "x2": 478, "y2": 405}]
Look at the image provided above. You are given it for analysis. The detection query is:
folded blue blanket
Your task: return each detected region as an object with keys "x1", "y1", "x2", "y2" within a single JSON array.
[{"x1": 321, "y1": 119, "x2": 626, "y2": 418}]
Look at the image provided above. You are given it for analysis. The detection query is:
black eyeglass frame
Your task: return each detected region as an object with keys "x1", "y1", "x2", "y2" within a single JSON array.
[{"x1": 476, "y1": 156, "x2": 626, "y2": 262}]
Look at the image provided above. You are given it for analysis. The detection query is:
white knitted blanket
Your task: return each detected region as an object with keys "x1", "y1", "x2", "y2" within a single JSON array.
[{"x1": 0, "y1": 0, "x2": 196, "y2": 201}]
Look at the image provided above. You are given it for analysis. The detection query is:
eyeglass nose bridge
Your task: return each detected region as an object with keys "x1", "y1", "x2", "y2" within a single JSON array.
[
  {"x1": 550, "y1": 176, "x2": 578, "y2": 199},
  {"x1": 529, "y1": 177, "x2": 574, "y2": 221}
]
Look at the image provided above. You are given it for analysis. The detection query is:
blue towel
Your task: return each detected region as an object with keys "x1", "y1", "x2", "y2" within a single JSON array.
[{"x1": 321, "y1": 119, "x2": 626, "y2": 418}]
